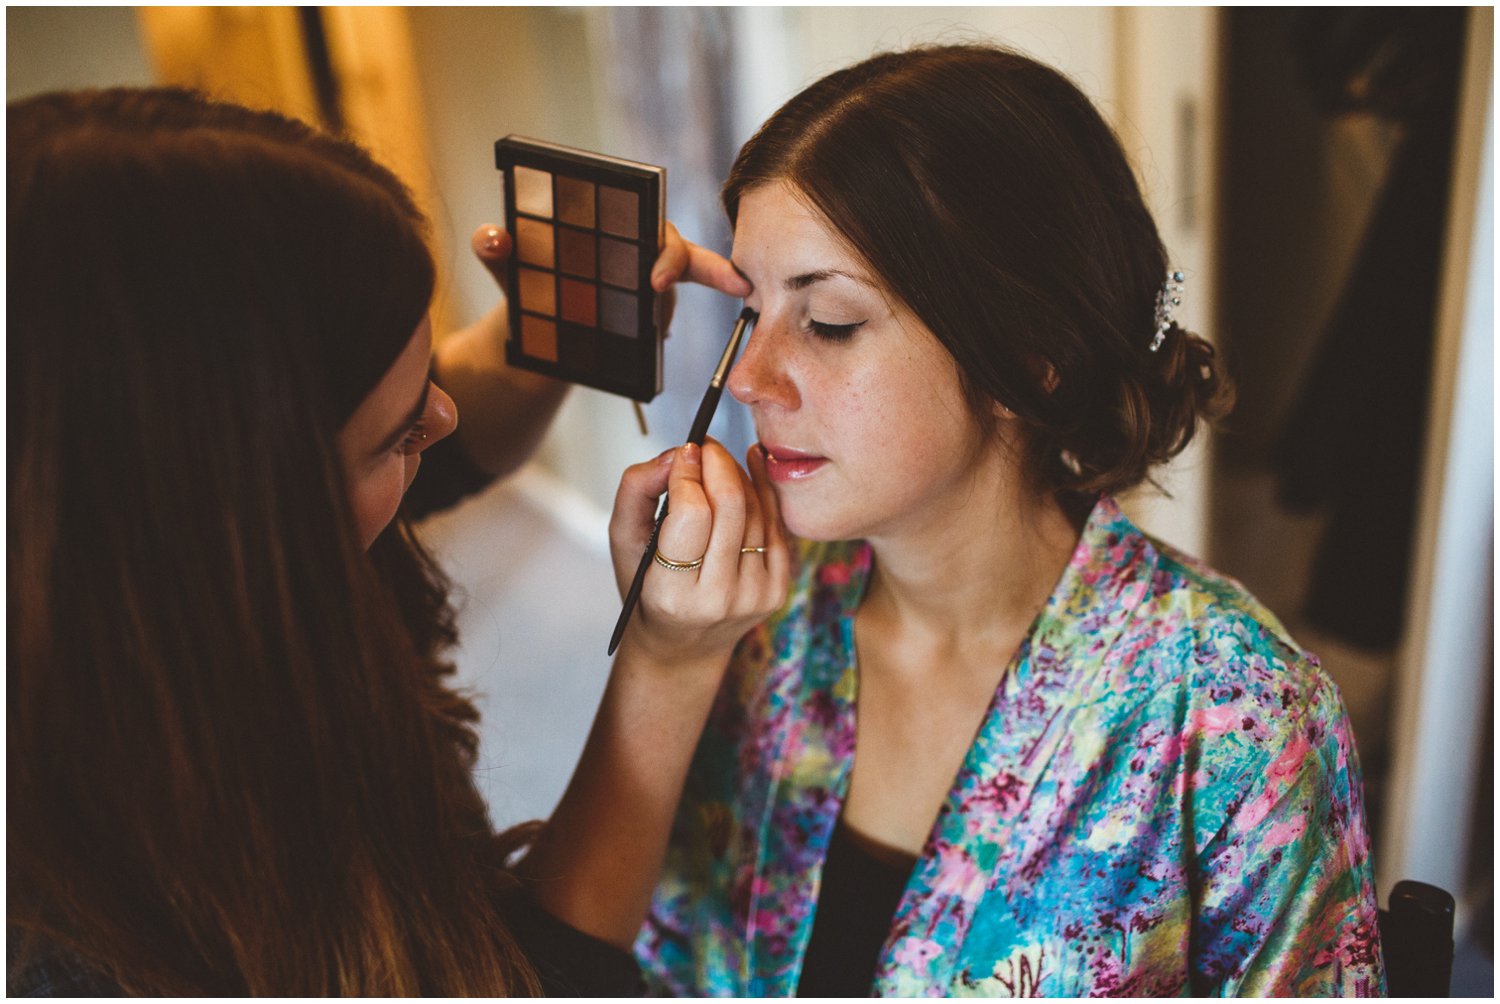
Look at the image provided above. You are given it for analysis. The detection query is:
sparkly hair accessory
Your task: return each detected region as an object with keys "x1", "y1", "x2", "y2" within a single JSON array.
[{"x1": 1151, "y1": 270, "x2": 1185, "y2": 353}]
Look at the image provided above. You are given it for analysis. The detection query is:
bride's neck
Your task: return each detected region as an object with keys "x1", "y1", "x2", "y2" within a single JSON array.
[{"x1": 861, "y1": 463, "x2": 1080, "y2": 649}]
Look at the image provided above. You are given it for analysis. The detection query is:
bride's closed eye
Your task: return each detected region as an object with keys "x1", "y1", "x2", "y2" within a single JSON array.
[{"x1": 806, "y1": 319, "x2": 866, "y2": 343}]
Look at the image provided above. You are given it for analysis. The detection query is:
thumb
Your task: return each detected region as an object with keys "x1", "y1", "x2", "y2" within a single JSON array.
[{"x1": 471, "y1": 224, "x2": 513, "y2": 291}]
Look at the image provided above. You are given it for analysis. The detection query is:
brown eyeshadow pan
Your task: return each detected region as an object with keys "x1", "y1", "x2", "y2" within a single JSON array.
[
  {"x1": 599, "y1": 237, "x2": 638, "y2": 288},
  {"x1": 497, "y1": 136, "x2": 664, "y2": 400},
  {"x1": 515, "y1": 217, "x2": 555, "y2": 268},
  {"x1": 520, "y1": 314, "x2": 558, "y2": 362},
  {"x1": 517, "y1": 266, "x2": 556, "y2": 316},
  {"x1": 598, "y1": 186, "x2": 638, "y2": 238},
  {"x1": 557, "y1": 228, "x2": 597, "y2": 279},
  {"x1": 560, "y1": 277, "x2": 597, "y2": 326},
  {"x1": 555, "y1": 176, "x2": 595, "y2": 228}
]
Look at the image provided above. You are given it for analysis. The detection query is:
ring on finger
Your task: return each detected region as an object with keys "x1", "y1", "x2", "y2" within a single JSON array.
[
  {"x1": 740, "y1": 546, "x2": 767, "y2": 555},
  {"x1": 654, "y1": 550, "x2": 704, "y2": 571}
]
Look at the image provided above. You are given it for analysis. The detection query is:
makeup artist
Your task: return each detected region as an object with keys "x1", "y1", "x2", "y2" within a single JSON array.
[
  {"x1": 637, "y1": 45, "x2": 1385, "y2": 997},
  {"x1": 8, "y1": 87, "x2": 781, "y2": 996}
]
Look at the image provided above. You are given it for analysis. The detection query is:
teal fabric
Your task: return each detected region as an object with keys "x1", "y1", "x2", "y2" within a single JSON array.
[{"x1": 636, "y1": 496, "x2": 1385, "y2": 996}]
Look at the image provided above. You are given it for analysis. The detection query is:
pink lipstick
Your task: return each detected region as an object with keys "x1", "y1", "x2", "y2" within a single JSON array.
[{"x1": 761, "y1": 443, "x2": 828, "y2": 483}]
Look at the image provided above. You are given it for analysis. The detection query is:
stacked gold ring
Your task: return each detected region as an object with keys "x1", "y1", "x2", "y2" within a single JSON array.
[
  {"x1": 653, "y1": 551, "x2": 704, "y2": 572},
  {"x1": 740, "y1": 547, "x2": 767, "y2": 555}
]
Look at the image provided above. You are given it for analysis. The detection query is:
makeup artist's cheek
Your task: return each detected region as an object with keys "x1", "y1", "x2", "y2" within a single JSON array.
[
  {"x1": 347, "y1": 461, "x2": 407, "y2": 549},
  {"x1": 403, "y1": 450, "x2": 425, "y2": 491}
]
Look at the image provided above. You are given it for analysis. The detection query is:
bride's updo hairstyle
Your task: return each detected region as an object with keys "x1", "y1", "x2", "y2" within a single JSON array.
[{"x1": 723, "y1": 45, "x2": 1232, "y2": 501}]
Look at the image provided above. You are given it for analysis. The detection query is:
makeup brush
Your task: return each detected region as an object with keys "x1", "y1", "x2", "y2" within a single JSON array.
[{"x1": 607, "y1": 306, "x2": 758, "y2": 655}]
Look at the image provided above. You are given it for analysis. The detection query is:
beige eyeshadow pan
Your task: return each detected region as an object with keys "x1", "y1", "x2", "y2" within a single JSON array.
[{"x1": 514, "y1": 165, "x2": 553, "y2": 218}]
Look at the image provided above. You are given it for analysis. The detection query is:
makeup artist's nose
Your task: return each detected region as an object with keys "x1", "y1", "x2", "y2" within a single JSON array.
[
  {"x1": 728, "y1": 317, "x2": 799, "y2": 411},
  {"x1": 417, "y1": 381, "x2": 459, "y2": 452}
]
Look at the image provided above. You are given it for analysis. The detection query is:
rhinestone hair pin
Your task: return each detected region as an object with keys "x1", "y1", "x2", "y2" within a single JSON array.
[{"x1": 1151, "y1": 270, "x2": 1185, "y2": 353}]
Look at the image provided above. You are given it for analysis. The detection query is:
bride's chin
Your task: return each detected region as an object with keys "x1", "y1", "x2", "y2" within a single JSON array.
[{"x1": 778, "y1": 503, "x2": 854, "y2": 544}]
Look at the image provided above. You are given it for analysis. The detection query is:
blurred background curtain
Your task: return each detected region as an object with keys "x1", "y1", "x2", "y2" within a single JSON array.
[
  {"x1": 1273, "y1": 8, "x2": 1469, "y2": 651},
  {"x1": 594, "y1": 7, "x2": 754, "y2": 460}
]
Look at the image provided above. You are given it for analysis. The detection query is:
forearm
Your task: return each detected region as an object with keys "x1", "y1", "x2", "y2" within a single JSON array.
[
  {"x1": 522, "y1": 438, "x2": 789, "y2": 948},
  {"x1": 517, "y1": 642, "x2": 728, "y2": 949},
  {"x1": 433, "y1": 304, "x2": 570, "y2": 480}
]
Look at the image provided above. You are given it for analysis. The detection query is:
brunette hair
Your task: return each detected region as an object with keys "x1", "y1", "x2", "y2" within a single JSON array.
[
  {"x1": 724, "y1": 45, "x2": 1232, "y2": 501},
  {"x1": 8, "y1": 88, "x2": 537, "y2": 995}
]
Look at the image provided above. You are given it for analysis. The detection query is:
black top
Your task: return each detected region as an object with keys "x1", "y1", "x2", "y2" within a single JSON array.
[
  {"x1": 503, "y1": 890, "x2": 645, "y2": 996},
  {"x1": 796, "y1": 817, "x2": 919, "y2": 998}
]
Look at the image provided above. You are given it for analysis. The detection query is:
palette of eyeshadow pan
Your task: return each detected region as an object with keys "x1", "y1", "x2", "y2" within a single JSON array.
[{"x1": 495, "y1": 136, "x2": 666, "y2": 402}]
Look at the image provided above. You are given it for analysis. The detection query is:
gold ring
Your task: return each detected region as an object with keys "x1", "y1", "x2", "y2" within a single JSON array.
[
  {"x1": 740, "y1": 546, "x2": 767, "y2": 555},
  {"x1": 653, "y1": 550, "x2": 704, "y2": 571}
]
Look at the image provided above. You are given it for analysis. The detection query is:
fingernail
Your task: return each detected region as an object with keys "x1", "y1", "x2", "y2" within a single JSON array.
[
  {"x1": 657, "y1": 448, "x2": 675, "y2": 464},
  {"x1": 483, "y1": 228, "x2": 504, "y2": 252},
  {"x1": 682, "y1": 443, "x2": 700, "y2": 464}
]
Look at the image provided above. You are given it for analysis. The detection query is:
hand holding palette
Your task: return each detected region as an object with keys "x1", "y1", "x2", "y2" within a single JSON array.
[{"x1": 495, "y1": 136, "x2": 665, "y2": 402}]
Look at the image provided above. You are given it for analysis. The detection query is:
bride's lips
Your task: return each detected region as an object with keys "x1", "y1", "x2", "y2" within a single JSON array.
[{"x1": 761, "y1": 443, "x2": 828, "y2": 483}]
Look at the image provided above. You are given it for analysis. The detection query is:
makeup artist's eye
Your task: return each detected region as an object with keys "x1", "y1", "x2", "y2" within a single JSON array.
[
  {"x1": 807, "y1": 319, "x2": 865, "y2": 343},
  {"x1": 396, "y1": 419, "x2": 426, "y2": 455}
]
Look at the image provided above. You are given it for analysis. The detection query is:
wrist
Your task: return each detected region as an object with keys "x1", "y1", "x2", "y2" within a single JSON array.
[{"x1": 609, "y1": 634, "x2": 737, "y2": 691}]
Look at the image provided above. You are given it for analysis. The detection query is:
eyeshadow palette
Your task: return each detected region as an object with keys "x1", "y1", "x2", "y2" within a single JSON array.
[{"x1": 495, "y1": 136, "x2": 666, "y2": 402}]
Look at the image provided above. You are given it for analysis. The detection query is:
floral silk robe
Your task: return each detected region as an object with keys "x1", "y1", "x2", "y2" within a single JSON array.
[{"x1": 636, "y1": 497, "x2": 1384, "y2": 996}]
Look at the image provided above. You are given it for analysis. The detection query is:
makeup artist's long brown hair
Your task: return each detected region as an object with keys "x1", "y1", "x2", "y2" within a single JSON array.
[
  {"x1": 724, "y1": 45, "x2": 1233, "y2": 503},
  {"x1": 8, "y1": 88, "x2": 538, "y2": 995}
]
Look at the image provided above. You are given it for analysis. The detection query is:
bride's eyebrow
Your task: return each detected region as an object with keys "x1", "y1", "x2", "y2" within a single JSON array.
[
  {"x1": 785, "y1": 268, "x2": 877, "y2": 291},
  {"x1": 729, "y1": 259, "x2": 879, "y2": 292}
]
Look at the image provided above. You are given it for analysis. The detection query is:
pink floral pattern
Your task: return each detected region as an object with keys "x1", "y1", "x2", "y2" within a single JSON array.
[{"x1": 636, "y1": 497, "x2": 1385, "y2": 996}]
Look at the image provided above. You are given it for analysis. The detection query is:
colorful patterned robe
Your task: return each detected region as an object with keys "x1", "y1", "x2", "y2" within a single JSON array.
[{"x1": 636, "y1": 497, "x2": 1385, "y2": 996}]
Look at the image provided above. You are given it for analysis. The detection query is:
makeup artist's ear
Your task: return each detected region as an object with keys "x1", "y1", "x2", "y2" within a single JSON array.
[
  {"x1": 651, "y1": 221, "x2": 753, "y2": 297},
  {"x1": 470, "y1": 224, "x2": 514, "y2": 294}
]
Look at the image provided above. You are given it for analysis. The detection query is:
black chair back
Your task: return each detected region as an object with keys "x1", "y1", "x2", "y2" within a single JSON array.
[{"x1": 1378, "y1": 879, "x2": 1456, "y2": 996}]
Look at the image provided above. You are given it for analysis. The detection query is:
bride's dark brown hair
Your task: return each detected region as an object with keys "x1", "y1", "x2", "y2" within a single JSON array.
[
  {"x1": 724, "y1": 45, "x2": 1232, "y2": 502},
  {"x1": 9, "y1": 88, "x2": 538, "y2": 995}
]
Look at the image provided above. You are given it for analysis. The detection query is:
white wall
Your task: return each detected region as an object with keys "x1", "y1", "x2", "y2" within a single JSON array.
[
  {"x1": 1110, "y1": 8, "x2": 1219, "y2": 558},
  {"x1": 1378, "y1": 7, "x2": 1494, "y2": 915},
  {"x1": 6, "y1": 7, "x2": 153, "y2": 99}
]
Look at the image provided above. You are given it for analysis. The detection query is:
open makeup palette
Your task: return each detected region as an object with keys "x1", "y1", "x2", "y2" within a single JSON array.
[{"x1": 495, "y1": 136, "x2": 666, "y2": 402}]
